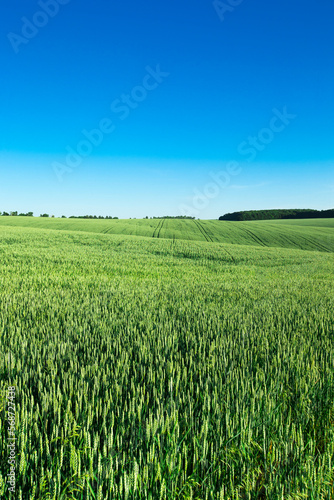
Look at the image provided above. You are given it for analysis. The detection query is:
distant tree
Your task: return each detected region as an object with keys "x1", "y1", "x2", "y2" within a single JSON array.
[
  {"x1": 40, "y1": 214, "x2": 49, "y2": 218},
  {"x1": 26, "y1": 212, "x2": 33, "y2": 217},
  {"x1": 2, "y1": 212, "x2": 9, "y2": 216},
  {"x1": 10, "y1": 211, "x2": 18, "y2": 216},
  {"x1": 219, "y1": 208, "x2": 334, "y2": 221},
  {"x1": 61, "y1": 215, "x2": 66, "y2": 218}
]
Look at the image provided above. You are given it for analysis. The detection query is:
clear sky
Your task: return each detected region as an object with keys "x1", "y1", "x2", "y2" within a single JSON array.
[{"x1": 1, "y1": 0, "x2": 333, "y2": 218}]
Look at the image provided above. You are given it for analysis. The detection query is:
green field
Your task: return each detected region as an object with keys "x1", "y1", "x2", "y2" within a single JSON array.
[
  {"x1": 0, "y1": 220, "x2": 333, "y2": 499},
  {"x1": 0, "y1": 216, "x2": 334, "y2": 252}
]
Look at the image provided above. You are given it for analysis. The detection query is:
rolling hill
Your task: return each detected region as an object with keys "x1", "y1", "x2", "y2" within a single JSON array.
[{"x1": 0, "y1": 216, "x2": 333, "y2": 252}]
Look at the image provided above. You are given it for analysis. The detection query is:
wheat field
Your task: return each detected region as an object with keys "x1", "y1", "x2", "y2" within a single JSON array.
[{"x1": 0, "y1": 221, "x2": 333, "y2": 499}]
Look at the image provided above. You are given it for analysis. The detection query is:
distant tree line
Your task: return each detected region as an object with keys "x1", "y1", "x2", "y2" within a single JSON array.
[
  {"x1": 1, "y1": 213, "x2": 196, "y2": 220},
  {"x1": 0, "y1": 212, "x2": 118, "y2": 219},
  {"x1": 149, "y1": 216, "x2": 195, "y2": 219},
  {"x1": 219, "y1": 208, "x2": 334, "y2": 221},
  {"x1": 67, "y1": 215, "x2": 119, "y2": 219},
  {"x1": 0, "y1": 211, "x2": 33, "y2": 216}
]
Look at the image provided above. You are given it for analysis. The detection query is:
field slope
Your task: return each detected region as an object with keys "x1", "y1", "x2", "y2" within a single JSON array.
[{"x1": 0, "y1": 216, "x2": 333, "y2": 252}]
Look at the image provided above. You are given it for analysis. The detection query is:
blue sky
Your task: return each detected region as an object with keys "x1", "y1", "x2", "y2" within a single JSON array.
[{"x1": 1, "y1": 0, "x2": 333, "y2": 218}]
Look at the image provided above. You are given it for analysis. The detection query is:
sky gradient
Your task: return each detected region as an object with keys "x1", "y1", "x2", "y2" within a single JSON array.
[{"x1": 1, "y1": 0, "x2": 333, "y2": 218}]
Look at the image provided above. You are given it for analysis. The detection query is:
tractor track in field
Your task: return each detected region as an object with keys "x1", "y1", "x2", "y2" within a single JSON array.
[
  {"x1": 287, "y1": 231, "x2": 331, "y2": 253},
  {"x1": 193, "y1": 220, "x2": 213, "y2": 242},
  {"x1": 157, "y1": 218, "x2": 165, "y2": 238},
  {"x1": 243, "y1": 223, "x2": 330, "y2": 253},
  {"x1": 152, "y1": 218, "x2": 165, "y2": 238},
  {"x1": 193, "y1": 220, "x2": 236, "y2": 263},
  {"x1": 152, "y1": 222, "x2": 158, "y2": 238},
  {"x1": 239, "y1": 226, "x2": 267, "y2": 247},
  {"x1": 221, "y1": 246, "x2": 237, "y2": 264}
]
